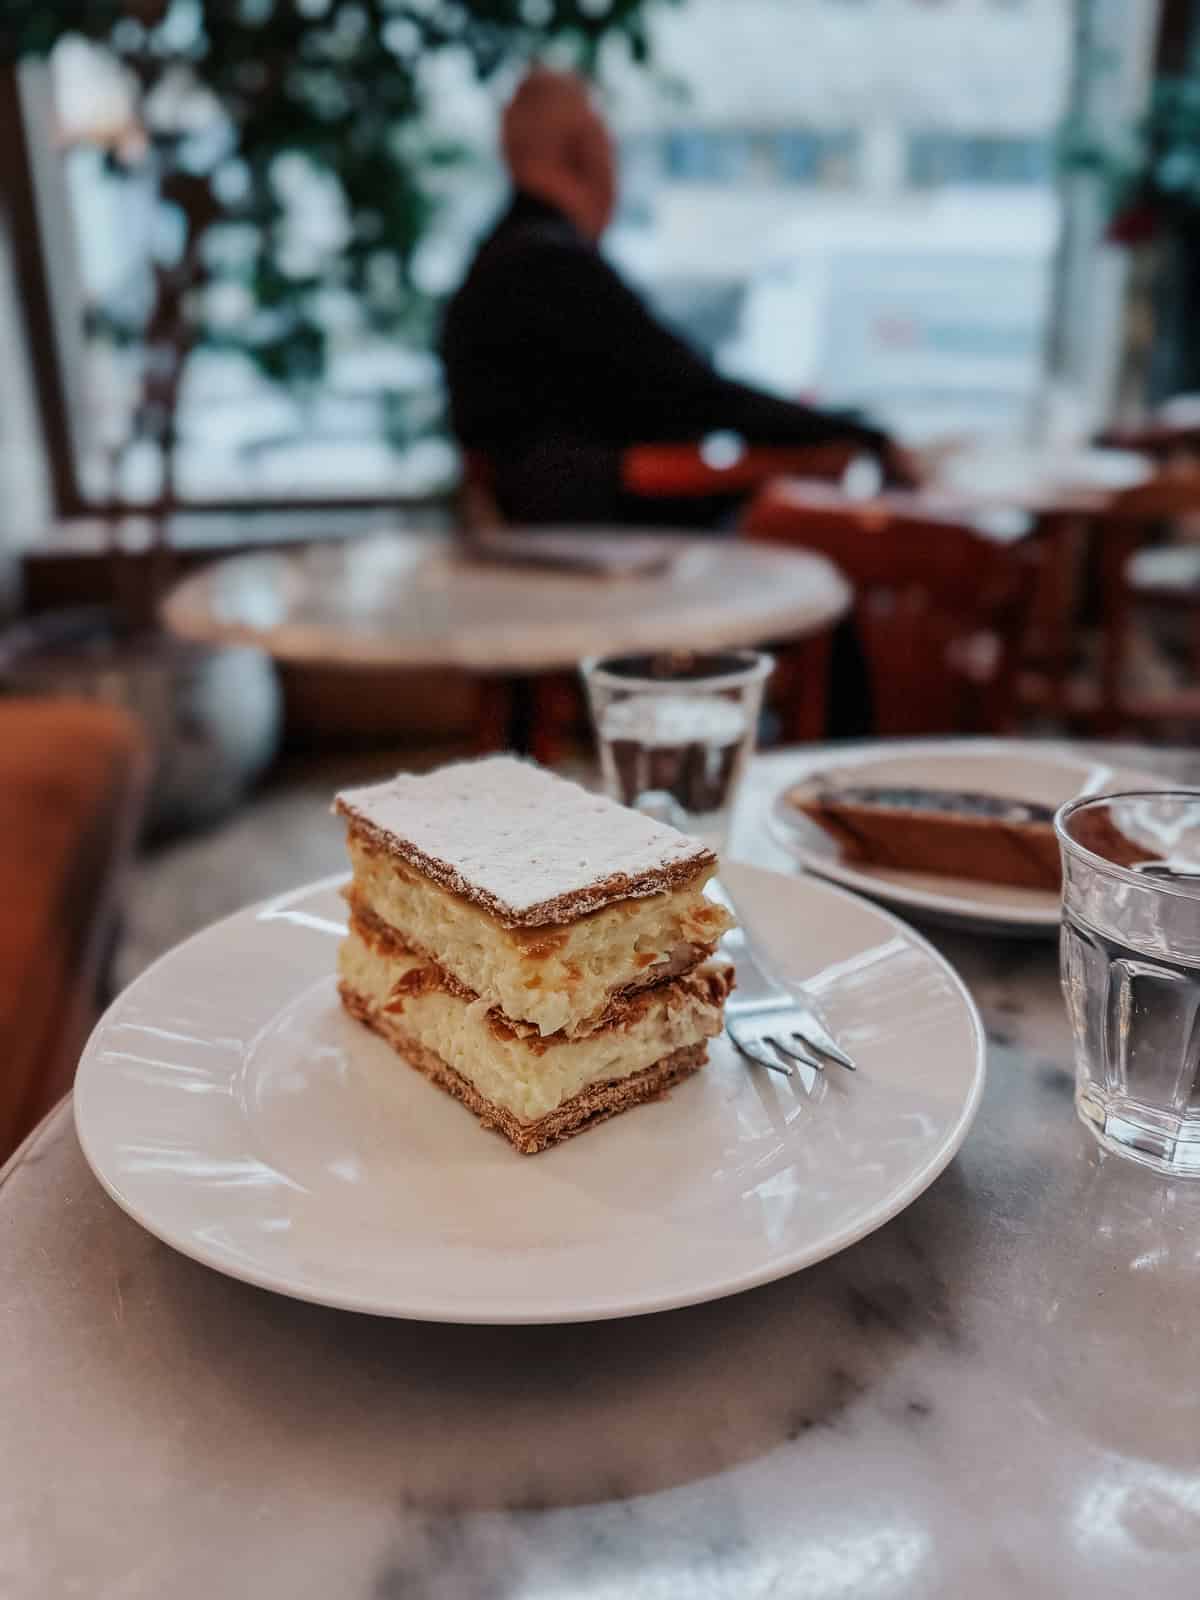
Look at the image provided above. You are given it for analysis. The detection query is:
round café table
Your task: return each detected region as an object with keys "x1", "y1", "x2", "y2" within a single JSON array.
[
  {"x1": 6, "y1": 740, "x2": 1200, "y2": 1599},
  {"x1": 161, "y1": 531, "x2": 851, "y2": 755}
]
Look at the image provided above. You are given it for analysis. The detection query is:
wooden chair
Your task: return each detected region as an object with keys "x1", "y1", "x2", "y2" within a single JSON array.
[
  {"x1": 741, "y1": 479, "x2": 1038, "y2": 739},
  {"x1": 1087, "y1": 467, "x2": 1200, "y2": 731},
  {"x1": 622, "y1": 440, "x2": 860, "y2": 501},
  {"x1": 458, "y1": 450, "x2": 505, "y2": 533}
]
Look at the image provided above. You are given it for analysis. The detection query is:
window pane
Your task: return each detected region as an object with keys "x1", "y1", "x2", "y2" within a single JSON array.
[
  {"x1": 36, "y1": 0, "x2": 1119, "y2": 500},
  {"x1": 606, "y1": 0, "x2": 1077, "y2": 444}
]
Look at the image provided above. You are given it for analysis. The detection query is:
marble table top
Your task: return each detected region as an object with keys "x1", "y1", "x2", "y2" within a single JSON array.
[
  {"x1": 161, "y1": 531, "x2": 851, "y2": 672},
  {"x1": 5, "y1": 741, "x2": 1200, "y2": 1599}
]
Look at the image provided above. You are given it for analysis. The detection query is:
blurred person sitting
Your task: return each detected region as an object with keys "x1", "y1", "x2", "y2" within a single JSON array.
[{"x1": 440, "y1": 67, "x2": 915, "y2": 528}]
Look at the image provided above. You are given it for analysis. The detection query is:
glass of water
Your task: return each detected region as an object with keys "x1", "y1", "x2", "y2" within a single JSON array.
[
  {"x1": 1057, "y1": 789, "x2": 1200, "y2": 1175},
  {"x1": 580, "y1": 650, "x2": 773, "y2": 851}
]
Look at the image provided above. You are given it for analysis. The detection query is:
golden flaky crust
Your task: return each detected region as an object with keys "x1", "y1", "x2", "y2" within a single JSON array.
[
  {"x1": 339, "y1": 982, "x2": 708, "y2": 1154},
  {"x1": 335, "y1": 811, "x2": 715, "y2": 929}
]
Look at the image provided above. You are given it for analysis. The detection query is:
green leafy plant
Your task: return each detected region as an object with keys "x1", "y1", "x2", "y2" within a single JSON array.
[{"x1": 5, "y1": 0, "x2": 675, "y2": 502}]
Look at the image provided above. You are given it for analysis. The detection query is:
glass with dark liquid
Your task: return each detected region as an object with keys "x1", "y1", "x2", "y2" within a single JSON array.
[
  {"x1": 1057, "y1": 790, "x2": 1200, "y2": 1175},
  {"x1": 581, "y1": 651, "x2": 773, "y2": 851}
]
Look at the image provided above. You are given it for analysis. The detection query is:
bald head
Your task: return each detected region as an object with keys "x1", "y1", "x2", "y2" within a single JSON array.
[{"x1": 501, "y1": 68, "x2": 617, "y2": 241}]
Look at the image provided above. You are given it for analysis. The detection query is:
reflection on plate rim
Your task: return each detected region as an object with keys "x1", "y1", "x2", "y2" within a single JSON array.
[{"x1": 74, "y1": 865, "x2": 986, "y2": 1324}]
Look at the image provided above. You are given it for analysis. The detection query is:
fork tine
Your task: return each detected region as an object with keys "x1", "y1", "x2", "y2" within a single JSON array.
[
  {"x1": 765, "y1": 1035, "x2": 823, "y2": 1071},
  {"x1": 791, "y1": 1013, "x2": 857, "y2": 1070},
  {"x1": 729, "y1": 1031, "x2": 793, "y2": 1078},
  {"x1": 793, "y1": 1030, "x2": 856, "y2": 1072}
]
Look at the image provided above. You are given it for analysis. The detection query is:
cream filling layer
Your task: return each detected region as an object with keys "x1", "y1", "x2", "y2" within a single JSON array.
[
  {"x1": 338, "y1": 930, "x2": 727, "y2": 1123},
  {"x1": 348, "y1": 837, "x2": 732, "y2": 1037}
]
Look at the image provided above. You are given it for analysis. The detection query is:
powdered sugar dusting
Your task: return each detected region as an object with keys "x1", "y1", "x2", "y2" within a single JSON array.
[{"x1": 335, "y1": 756, "x2": 714, "y2": 926}]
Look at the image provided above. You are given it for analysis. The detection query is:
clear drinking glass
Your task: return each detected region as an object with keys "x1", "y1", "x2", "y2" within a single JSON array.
[
  {"x1": 580, "y1": 649, "x2": 773, "y2": 851},
  {"x1": 1057, "y1": 790, "x2": 1200, "y2": 1175}
]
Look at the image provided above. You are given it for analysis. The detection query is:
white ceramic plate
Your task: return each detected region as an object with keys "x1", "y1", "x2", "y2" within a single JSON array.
[
  {"x1": 769, "y1": 739, "x2": 1171, "y2": 937},
  {"x1": 74, "y1": 861, "x2": 985, "y2": 1324}
]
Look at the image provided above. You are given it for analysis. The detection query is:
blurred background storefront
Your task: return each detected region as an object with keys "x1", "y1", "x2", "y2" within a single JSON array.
[{"x1": 0, "y1": 0, "x2": 1175, "y2": 525}]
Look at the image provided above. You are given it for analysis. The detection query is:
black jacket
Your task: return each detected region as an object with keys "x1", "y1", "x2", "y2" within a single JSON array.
[{"x1": 440, "y1": 191, "x2": 886, "y2": 525}]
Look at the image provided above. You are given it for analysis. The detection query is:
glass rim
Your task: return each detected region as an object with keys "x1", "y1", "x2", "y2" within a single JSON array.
[
  {"x1": 579, "y1": 648, "x2": 774, "y2": 695},
  {"x1": 1054, "y1": 788, "x2": 1200, "y2": 899}
]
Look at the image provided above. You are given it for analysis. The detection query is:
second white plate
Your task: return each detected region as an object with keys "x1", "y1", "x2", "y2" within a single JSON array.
[{"x1": 769, "y1": 738, "x2": 1171, "y2": 936}]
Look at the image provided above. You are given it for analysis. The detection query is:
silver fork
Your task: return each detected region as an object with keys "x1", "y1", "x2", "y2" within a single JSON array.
[{"x1": 714, "y1": 885, "x2": 856, "y2": 1079}]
